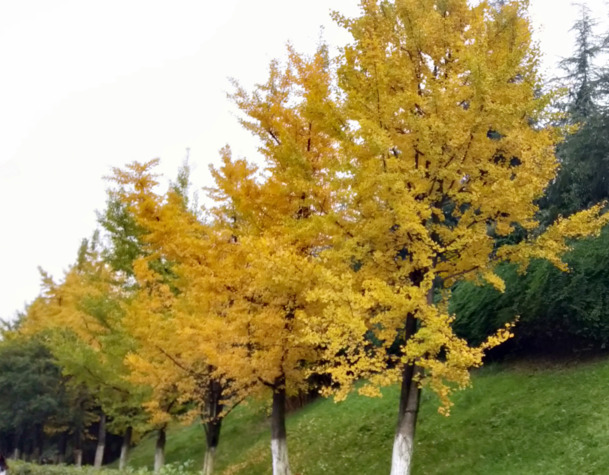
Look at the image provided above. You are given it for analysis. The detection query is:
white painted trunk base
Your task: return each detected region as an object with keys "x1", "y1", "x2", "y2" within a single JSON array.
[
  {"x1": 119, "y1": 444, "x2": 129, "y2": 470},
  {"x1": 271, "y1": 438, "x2": 291, "y2": 475},
  {"x1": 94, "y1": 443, "x2": 105, "y2": 468},
  {"x1": 390, "y1": 432, "x2": 414, "y2": 475},
  {"x1": 74, "y1": 450, "x2": 83, "y2": 467},
  {"x1": 154, "y1": 446, "x2": 165, "y2": 473},
  {"x1": 202, "y1": 447, "x2": 216, "y2": 475}
]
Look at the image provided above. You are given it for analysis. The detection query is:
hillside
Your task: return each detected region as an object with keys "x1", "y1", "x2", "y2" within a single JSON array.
[{"x1": 124, "y1": 357, "x2": 609, "y2": 474}]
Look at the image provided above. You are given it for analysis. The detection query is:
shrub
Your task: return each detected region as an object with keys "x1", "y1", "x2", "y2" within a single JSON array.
[
  {"x1": 7, "y1": 460, "x2": 196, "y2": 475},
  {"x1": 451, "y1": 226, "x2": 609, "y2": 354}
]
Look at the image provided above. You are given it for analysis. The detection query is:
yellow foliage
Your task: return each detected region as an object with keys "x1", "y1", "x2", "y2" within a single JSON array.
[
  {"x1": 310, "y1": 0, "x2": 608, "y2": 414},
  {"x1": 112, "y1": 0, "x2": 609, "y2": 420}
]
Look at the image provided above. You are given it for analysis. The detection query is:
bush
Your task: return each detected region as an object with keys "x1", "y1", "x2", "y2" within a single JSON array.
[
  {"x1": 450, "y1": 226, "x2": 609, "y2": 354},
  {"x1": 7, "y1": 460, "x2": 197, "y2": 475}
]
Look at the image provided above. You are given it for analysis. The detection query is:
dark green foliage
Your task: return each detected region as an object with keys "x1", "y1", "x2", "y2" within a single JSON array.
[
  {"x1": 451, "y1": 226, "x2": 609, "y2": 353},
  {"x1": 540, "y1": 5, "x2": 609, "y2": 224},
  {"x1": 0, "y1": 336, "x2": 69, "y2": 458},
  {"x1": 560, "y1": 5, "x2": 603, "y2": 120},
  {"x1": 0, "y1": 337, "x2": 61, "y2": 430},
  {"x1": 542, "y1": 112, "x2": 609, "y2": 224}
]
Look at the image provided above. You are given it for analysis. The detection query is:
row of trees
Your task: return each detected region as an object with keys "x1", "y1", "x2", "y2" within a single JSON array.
[
  {"x1": 3, "y1": 1, "x2": 609, "y2": 474},
  {"x1": 0, "y1": 332, "x2": 129, "y2": 467}
]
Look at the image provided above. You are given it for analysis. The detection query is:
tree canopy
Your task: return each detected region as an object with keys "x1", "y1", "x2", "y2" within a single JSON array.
[{"x1": 9, "y1": 2, "x2": 609, "y2": 475}]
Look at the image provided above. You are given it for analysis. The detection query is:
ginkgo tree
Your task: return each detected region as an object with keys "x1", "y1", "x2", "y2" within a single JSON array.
[
  {"x1": 208, "y1": 43, "x2": 355, "y2": 475},
  {"x1": 110, "y1": 160, "x2": 260, "y2": 475},
  {"x1": 112, "y1": 43, "x2": 350, "y2": 475},
  {"x1": 307, "y1": 1, "x2": 609, "y2": 474}
]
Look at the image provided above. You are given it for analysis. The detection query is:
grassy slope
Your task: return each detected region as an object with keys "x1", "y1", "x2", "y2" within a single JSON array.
[{"x1": 126, "y1": 358, "x2": 609, "y2": 474}]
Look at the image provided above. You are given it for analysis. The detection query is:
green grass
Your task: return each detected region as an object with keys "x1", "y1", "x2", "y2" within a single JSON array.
[{"x1": 125, "y1": 357, "x2": 609, "y2": 474}]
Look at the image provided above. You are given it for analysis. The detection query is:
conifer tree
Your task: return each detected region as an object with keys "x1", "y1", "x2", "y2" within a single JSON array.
[
  {"x1": 541, "y1": 4, "x2": 609, "y2": 222},
  {"x1": 560, "y1": 4, "x2": 604, "y2": 121}
]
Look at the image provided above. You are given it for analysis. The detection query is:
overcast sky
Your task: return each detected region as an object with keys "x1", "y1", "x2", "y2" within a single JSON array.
[{"x1": 1, "y1": 0, "x2": 607, "y2": 322}]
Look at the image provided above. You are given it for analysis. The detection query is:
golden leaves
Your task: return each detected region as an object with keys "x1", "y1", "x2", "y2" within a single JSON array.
[
  {"x1": 498, "y1": 203, "x2": 609, "y2": 272},
  {"x1": 24, "y1": 0, "x2": 609, "y2": 427},
  {"x1": 318, "y1": 0, "x2": 609, "y2": 414}
]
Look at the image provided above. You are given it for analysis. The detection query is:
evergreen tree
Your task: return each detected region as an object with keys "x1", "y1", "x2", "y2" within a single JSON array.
[
  {"x1": 560, "y1": 4, "x2": 603, "y2": 120},
  {"x1": 0, "y1": 335, "x2": 68, "y2": 461},
  {"x1": 541, "y1": 4, "x2": 609, "y2": 223}
]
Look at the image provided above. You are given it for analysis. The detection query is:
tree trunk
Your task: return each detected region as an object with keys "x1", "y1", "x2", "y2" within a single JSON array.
[
  {"x1": 390, "y1": 363, "x2": 421, "y2": 475},
  {"x1": 119, "y1": 426, "x2": 132, "y2": 470},
  {"x1": 202, "y1": 446, "x2": 216, "y2": 475},
  {"x1": 270, "y1": 383, "x2": 290, "y2": 475},
  {"x1": 74, "y1": 431, "x2": 83, "y2": 467},
  {"x1": 31, "y1": 424, "x2": 43, "y2": 463},
  {"x1": 12, "y1": 431, "x2": 21, "y2": 460},
  {"x1": 389, "y1": 288, "x2": 432, "y2": 475},
  {"x1": 74, "y1": 449, "x2": 83, "y2": 468},
  {"x1": 154, "y1": 427, "x2": 166, "y2": 473},
  {"x1": 202, "y1": 419, "x2": 221, "y2": 475},
  {"x1": 202, "y1": 377, "x2": 224, "y2": 475},
  {"x1": 38, "y1": 425, "x2": 45, "y2": 464},
  {"x1": 94, "y1": 413, "x2": 107, "y2": 468},
  {"x1": 24, "y1": 436, "x2": 33, "y2": 462},
  {"x1": 57, "y1": 431, "x2": 68, "y2": 464}
]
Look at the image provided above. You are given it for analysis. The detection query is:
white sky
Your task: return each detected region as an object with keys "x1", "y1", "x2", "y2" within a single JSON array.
[{"x1": 0, "y1": 0, "x2": 607, "y2": 322}]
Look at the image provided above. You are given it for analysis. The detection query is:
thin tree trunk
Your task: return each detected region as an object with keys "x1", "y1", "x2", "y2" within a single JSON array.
[
  {"x1": 270, "y1": 382, "x2": 290, "y2": 475},
  {"x1": 119, "y1": 426, "x2": 132, "y2": 471},
  {"x1": 94, "y1": 413, "x2": 107, "y2": 468},
  {"x1": 74, "y1": 449, "x2": 83, "y2": 468},
  {"x1": 12, "y1": 431, "x2": 21, "y2": 460},
  {"x1": 202, "y1": 419, "x2": 221, "y2": 475},
  {"x1": 31, "y1": 426, "x2": 38, "y2": 462},
  {"x1": 202, "y1": 446, "x2": 216, "y2": 475},
  {"x1": 390, "y1": 363, "x2": 421, "y2": 475},
  {"x1": 202, "y1": 377, "x2": 224, "y2": 475},
  {"x1": 154, "y1": 427, "x2": 166, "y2": 473},
  {"x1": 37, "y1": 424, "x2": 45, "y2": 464},
  {"x1": 389, "y1": 288, "x2": 432, "y2": 475},
  {"x1": 32, "y1": 424, "x2": 43, "y2": 463},
  {"x1": 74, "y1": 430, "x2": 83, "y2": 468},
  {"x1": 57, "y1": 431, "x2": 68, "y2": 464}
]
